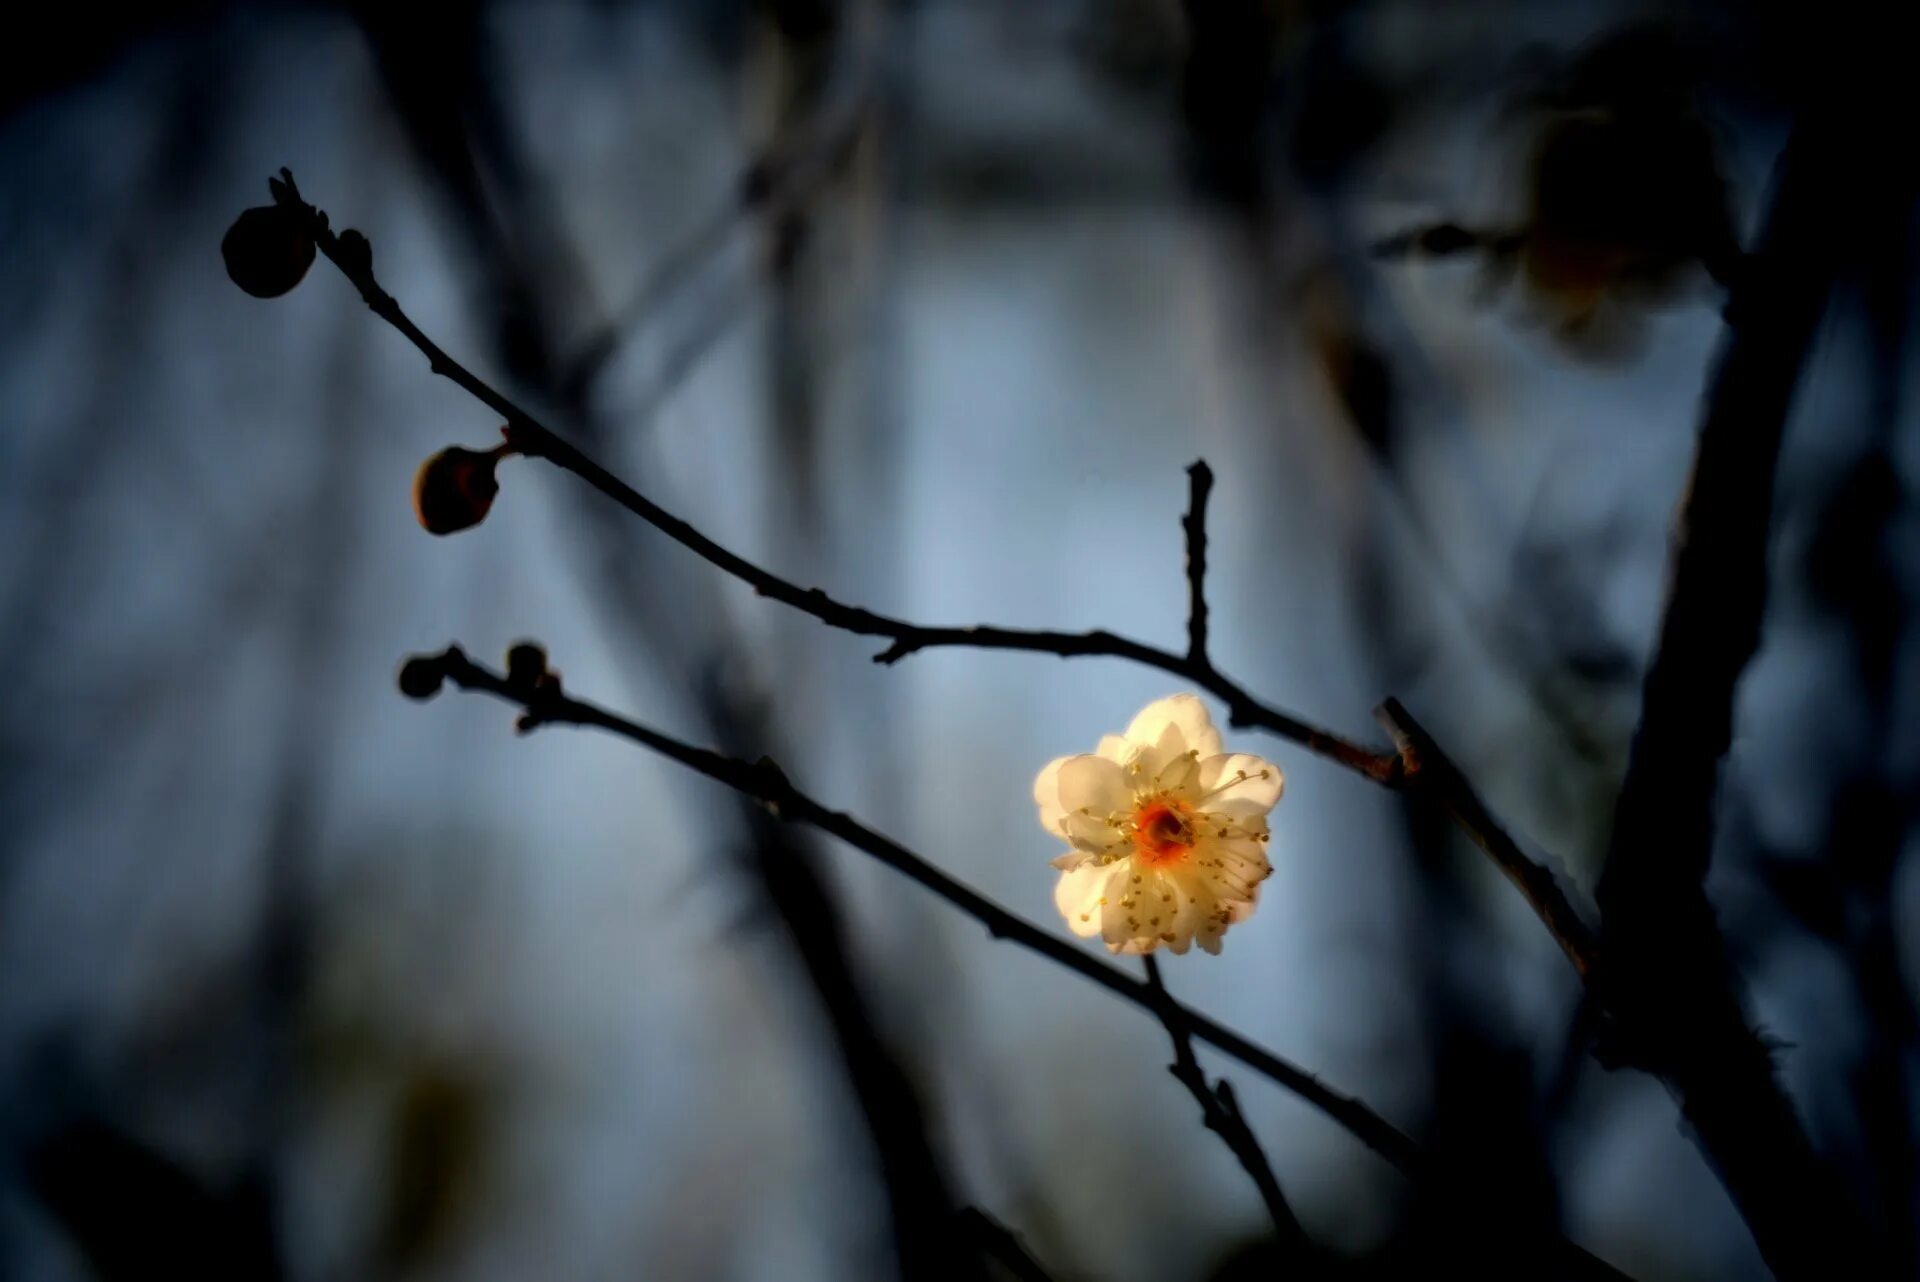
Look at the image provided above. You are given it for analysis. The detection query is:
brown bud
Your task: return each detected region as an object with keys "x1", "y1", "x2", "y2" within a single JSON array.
[
  {"x1": 222, "y1": 205, "x2": 315, "y2": 298},
  {"x1": 505, "y1": 641, "x2": 547, "y2": 685},
  {"x1": 335, "y1": 228, "x2": 373, "y2": 277},
  {"x1": 412, "y1": 446, "x2": 503, "y2": 535},
  {"x1": 397, "y1": 655, "x2": 446, "y2": 700}
]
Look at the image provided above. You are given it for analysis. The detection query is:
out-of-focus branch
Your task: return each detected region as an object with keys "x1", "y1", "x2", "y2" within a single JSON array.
[
  {"x1": 1594, "y1": 109, "x2": 1894, "y2": 1278},
  {"x1": 399, "y1": 644, "x2": 1635, "y2": 1282},
  {"x1": 1142, "y1": 956, "x2": 1313, "y2": 1258},
  {"x1": 955, "y1": 1208, "x2": 1055, "y2": 1282},
  {"x1": 555, "y1": 89, "x2": 871, "y2": 401}
]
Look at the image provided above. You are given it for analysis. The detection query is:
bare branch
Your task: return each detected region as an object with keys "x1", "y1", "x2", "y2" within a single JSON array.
[
  {"x1": 268, "y1": 169, "x2": 1395, "y2": 784},
  {"x1": 1143, "y1": 956, "x2": 1313, "y2": 1257},
  {"x1": 399, "y1": 644, "x2": 1635, "y2": 1282},
  {"x1": 1375, "y1": 699, "x2": 1599, "y2": 981},
  {"x1": 401, "y1": 643, "x2": 1419, "y2": 1167},
  {"x1": 1184, "y1": 461, "x2": 1214, "y2": 665},
  {"x1": 266, "y1": 166, "x2": 1626, "y2": 1025}
]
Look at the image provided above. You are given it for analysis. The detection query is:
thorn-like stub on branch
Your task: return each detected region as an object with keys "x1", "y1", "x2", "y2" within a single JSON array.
[
  {"x1": 505, "y1": 641, "x2": 548, "y2": 686},
  {"x1": 413, "y1": 445, "x2": 507, "y2": 535},
  {"x1": 752, "y1": 755, "x2": 794, "y2": 813},
  {"x1": 499, "y1": 420, "x2": 543, "y2": 458},
  {"x1": 222, "y1": 204, "x2": 315, "y2": 298},
  {"x1": 397, "y1": 654, "x2": 447, "y2": 701},
  {"x1": 503, "y1": 641, "x2": 563, "y2": 708}
]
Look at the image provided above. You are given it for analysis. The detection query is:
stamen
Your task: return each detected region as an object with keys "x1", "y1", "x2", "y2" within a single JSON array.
[{"x1": 1127, "y1": 795, "x2": 1196, "y2": 869}]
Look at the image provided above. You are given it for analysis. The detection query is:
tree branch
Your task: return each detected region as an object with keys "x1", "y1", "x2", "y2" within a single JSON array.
[
  {"x1": 1184, "y1": 460, "x2": 1214, "y2": 665},
  {"x1": 266, "y1": 165, "x2": 1620, "y2": 1070},
  {"x1": 266, "y1": 168, "x2": 1396, "y2": 782},
  {"x1": 398, "y1": 644, "x2": 1634, "y2": 1282},
  {"x1": 1594, "y1": 114, "x2": 1886, "y2": 1278},
  {"x1": 1143, "y1": 955, "x2": 1313, "y2": 1258},
  {"x1": 1375, "y1": 699, "x2": 1600, "y2": 982},
  {"x1": 402, "y1": 643, "x2": 1419, "y2": 1166},
  {"x1": 263, "y1": 169, "x2": 1633, "y2": 1275}
]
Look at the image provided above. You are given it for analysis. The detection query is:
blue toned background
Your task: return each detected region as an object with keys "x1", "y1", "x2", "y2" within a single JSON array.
[{"x1": 0, "y1": 3, "x2": 1911, "y2": 1280}]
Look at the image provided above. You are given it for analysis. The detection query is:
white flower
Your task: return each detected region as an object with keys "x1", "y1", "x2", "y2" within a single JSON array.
[{"x1": 1035, "y1": 694, "x2": 1282, "y2": 956}]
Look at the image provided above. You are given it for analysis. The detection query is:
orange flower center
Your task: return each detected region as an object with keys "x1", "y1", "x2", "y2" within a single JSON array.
[{"x1": 1131, "y1": 798, "x2": 1194, "y2": 869}]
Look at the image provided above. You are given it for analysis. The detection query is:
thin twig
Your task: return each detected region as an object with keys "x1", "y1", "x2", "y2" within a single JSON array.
[
  {"x1": 269, "y1": 166, "x2": 1611, "y2": 1017},
  {"x1": 401, "y1": 644, "x2": 1635, "y2": 1282},
  {"x1": 1184, "y1": 461, "x2": 1213, "y2": 665},
  {"x1": 1143, "y1": 956, "x2": 1313, "y2": 1257},
  {"x1": 406, "y1": 643, "x2": 1420, "y2": 1167},
  {"x1": 1375, "y1": 699, "x2": 1600, "y2": 981},
  {"x1": 268, "y1": 168, "x2": 1628, "y2": 1272},
  {"x1": 267, "y1": 168, "x2": 1396, "y2": 781}
]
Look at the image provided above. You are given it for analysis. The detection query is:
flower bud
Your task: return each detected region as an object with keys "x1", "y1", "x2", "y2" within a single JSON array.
[
  {"x1": 397, "y1": 655, "x2": 446, "y2": 700},
  {"x1": 335, "y1": 228, "x2": 373, "y2": 278},
  {"x1": 222, "y1": 205, "x2": 315, "y2": 298},
  {"x1": 412, "y1": 446, "x2": 503, "y2": 536}
]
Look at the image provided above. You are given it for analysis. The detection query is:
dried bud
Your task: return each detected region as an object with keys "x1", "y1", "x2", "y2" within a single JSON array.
[
  {"x1": 397, "y1": 654, "x2": 446, "y2": 700},
  {"x1": 505, "y1": 641, "x2": 547, "y2": 685},
  {"x1": 335, "y1": 229, "x2": 373, "y2": 277},
  {"x1": 222, "y1": 205, "x2": 315, "y2": 298},
  {"x1": 412, "y1": 446, "x2": 503, "y2": 535}
]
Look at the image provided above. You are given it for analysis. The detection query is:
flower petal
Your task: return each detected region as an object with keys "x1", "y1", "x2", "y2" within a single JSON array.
[
  {"x1": 1063, "y1": 810, "x2": 1128, "y2": 854},
  {"x1": 1054, "y1": 862, "x2": 1117, "y2": 937},
  {"x1": 1124, "y1": 694, "x2": 1223, "y2": 760},
  {"x1": 1196, "y1": 753, "x2": 1284, "y2": 816},
  {"x1": 1033, "y1": 755, "x2": 1072, "y2": 837},
  {"x1": 1150, "y1": 745, "x2": 1201, "y2": 796},
  {"x1": 1095, "y1": 733, "x2": 1135, "y2": 765},
  {"x1": 1056, "y1": 755, "x2": 1132, "y2": 821},
  {"x1": 1195, "y1": 837, "x2": 1270, "y2": 918},
  {"x1": 1100, "y1": 867, "x2": 1198, "y2": 955}
]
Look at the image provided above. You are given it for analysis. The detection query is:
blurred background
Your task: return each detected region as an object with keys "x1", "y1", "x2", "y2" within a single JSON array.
[{"x1": 0, "y1": 1, "x2": 1914, "y2": 1279}]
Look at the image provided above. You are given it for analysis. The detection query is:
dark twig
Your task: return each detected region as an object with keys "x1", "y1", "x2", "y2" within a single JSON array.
[
  {"x1": 269, "y1": 169, "x2": 1628, "y2": 1272},
  {"x1": 401, "y1": 645, "x2": 1635, "y2": 1282},
  {"x1": 1375, "y1": 699, "x2": 1600, "y2": 982},
  {"x1": 405, "y1": 643, "x2": 1419, "y2": 1167},
  {"x1": 268, "y1": 169, "x2": 1393, "y2": 783},
  {"x1": 1184, "y1": 461, "x2": 1213, "y2": 665},
  {"x1": 1142, "y1": 956, "x2": 1313, "y2": 1257},
  {"x1": 268, "y1": 165, "x2": 1613, "y2": 1025}
]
